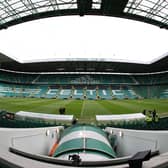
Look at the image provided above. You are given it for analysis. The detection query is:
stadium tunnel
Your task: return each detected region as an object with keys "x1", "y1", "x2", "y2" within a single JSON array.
[
  {"x1": 0, "y1": 123, "x2": 168, "y2": 168},
  {"x1": 51, "y1": 125, "x2": 116, "y2": 160}
]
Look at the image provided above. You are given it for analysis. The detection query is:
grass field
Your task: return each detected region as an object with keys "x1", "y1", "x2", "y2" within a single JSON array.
[{"x1": 0, "y1": 97, "x2": 168, "y2": 122}]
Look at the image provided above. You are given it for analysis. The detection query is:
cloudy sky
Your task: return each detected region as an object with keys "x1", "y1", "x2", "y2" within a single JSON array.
[{"x1": 0, "y1": 16, "x2": 167, "y2": 64}]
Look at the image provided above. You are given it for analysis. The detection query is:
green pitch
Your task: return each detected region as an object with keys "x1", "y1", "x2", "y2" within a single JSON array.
[{"x1": 0, "y1": 97, "x2": 168, "y2": 122}]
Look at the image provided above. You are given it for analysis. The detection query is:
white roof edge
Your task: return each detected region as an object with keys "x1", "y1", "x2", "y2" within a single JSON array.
[
  {"x1": 0, "y1": 68, "x2": 168, "y2": 75},
  {"x1": 0, "y1": 52, "x2": 22, "y2": 63},
  {"x1": 1, "y1": 53, "x2": 24, "y2": 63},
  {"x1": 2, "y1": 52, "x2": 168, "y2": 65},
  {"x1": 20, "y1": 58, "x2": 148, "y2": 64},
  {"x1": 149, "y1": 52, "x2": 168, "y2": 64}
]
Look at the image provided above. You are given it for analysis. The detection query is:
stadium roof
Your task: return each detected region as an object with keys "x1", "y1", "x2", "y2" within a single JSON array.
[
  {"x1": 0, "y1": 0, "x2": 167, "y2": 73},
  {"x1": 0, "y1": 0, "x2": 168, "y2": 30},
  {"x1": 0, "y1": 53, "x2": 167, "y2": 73}
]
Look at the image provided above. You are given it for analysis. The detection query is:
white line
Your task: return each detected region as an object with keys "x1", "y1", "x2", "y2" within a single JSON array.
[{"x1": 80, "y1": 100, "x2": 85, "y2": 117}]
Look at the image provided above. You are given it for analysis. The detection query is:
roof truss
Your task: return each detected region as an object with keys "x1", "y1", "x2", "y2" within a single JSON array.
[{"x1": 0, "y1": 0, "x2": 167, "y2": 30}]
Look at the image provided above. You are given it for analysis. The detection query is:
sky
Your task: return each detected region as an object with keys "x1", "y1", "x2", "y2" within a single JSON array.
[{"x1": 0, "y1": 16, "x2": 167, "y2": 64}]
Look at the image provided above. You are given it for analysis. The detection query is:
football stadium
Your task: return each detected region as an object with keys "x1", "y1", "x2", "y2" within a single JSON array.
[{"x1": 0, "y1": 0, "x2": 168, "y2": 168}]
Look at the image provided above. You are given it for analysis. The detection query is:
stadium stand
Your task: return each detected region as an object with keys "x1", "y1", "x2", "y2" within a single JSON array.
[
  {"x1": 160, "y1": 89, "x2": 168, "y2": 98},
  {"x1": 98, "y1": 89, "x2": 112, "y2": 99},
  {"x1": 112, "y1": 89, "x2": 137, "y2": 99},
  {"x1": 73, "y1": 89, "x2": 84, "y2": 99},
  {"x1": 0, "y1": 70, "x2": 168, "y2": 100},
  {"x1": 86, "y1": 89, "x2": 97, "y2": 99},
  {"x1": 133, "y1": 73, "x2": 168, "y2": 85},
  {"x1": 58, "y1": 89, "x2": 71, "y2": 99},
  {"x1": 46, "y1": 88, "x2": 59, "y2": 99}
]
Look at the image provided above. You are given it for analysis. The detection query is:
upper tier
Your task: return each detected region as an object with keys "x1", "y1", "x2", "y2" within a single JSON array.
[{"x1": 0, "y1": 70, "x2": 168, "y2": 85}]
